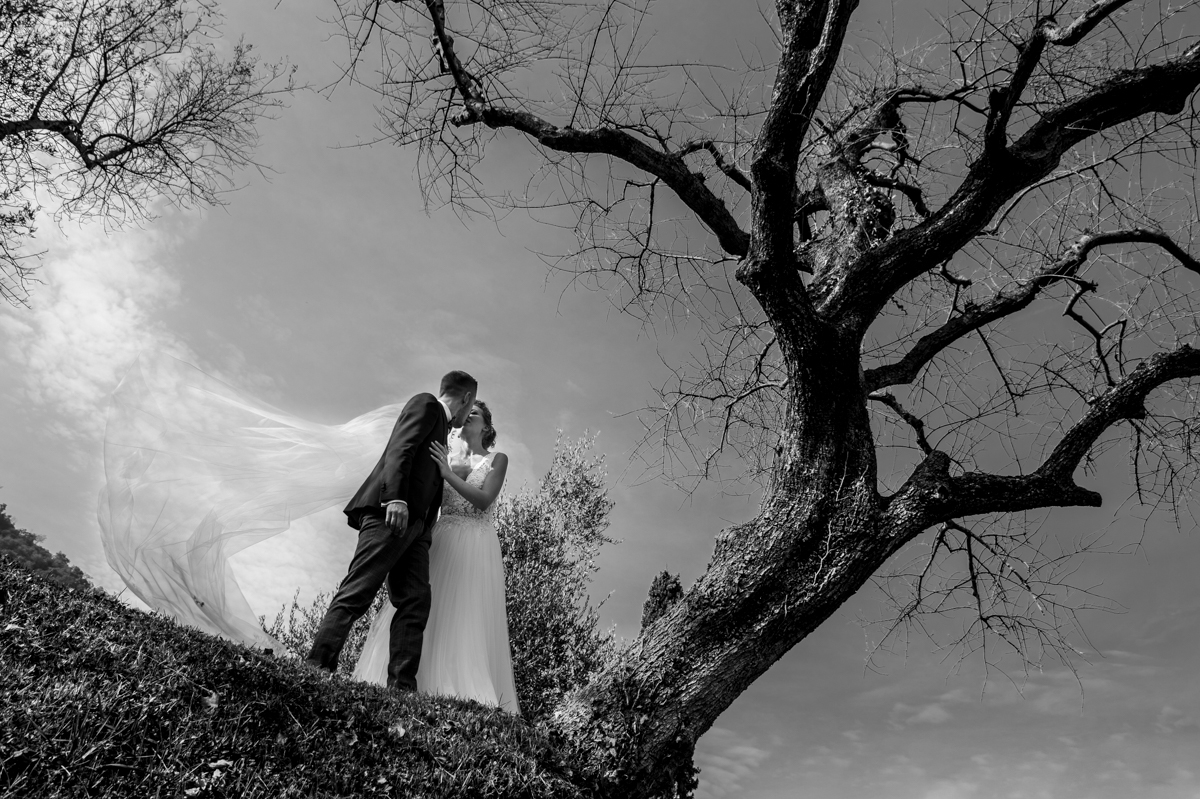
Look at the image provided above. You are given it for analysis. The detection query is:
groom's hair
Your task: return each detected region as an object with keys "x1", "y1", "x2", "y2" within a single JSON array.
[{"x1": 439, "y1": 370, "x2": 477, "y2": 398}]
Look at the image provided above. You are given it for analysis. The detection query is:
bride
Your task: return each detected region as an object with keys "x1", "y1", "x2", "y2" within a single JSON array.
[
  {"x1": 352, "y1": 401, "x2": 520, "y2": 713},
  {"x1": 97, "y1": 353, "x2": 518, "y2": 713}
]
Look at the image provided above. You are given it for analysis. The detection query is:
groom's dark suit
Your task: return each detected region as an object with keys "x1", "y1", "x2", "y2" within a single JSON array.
[{"x1": 306, "y1": 392, "x2": 449, "y2": 689}]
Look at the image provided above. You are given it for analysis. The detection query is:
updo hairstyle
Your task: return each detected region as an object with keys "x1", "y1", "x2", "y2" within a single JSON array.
[{"x1": 474, "y1": 400, "x2": 497, "y2": 450}]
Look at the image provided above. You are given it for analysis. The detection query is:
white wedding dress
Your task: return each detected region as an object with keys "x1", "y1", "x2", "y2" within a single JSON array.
[{"x1": 352, "y1": 453, "x2": 520, "y2": 714}]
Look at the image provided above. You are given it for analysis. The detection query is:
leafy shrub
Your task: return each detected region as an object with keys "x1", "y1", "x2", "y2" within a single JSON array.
[
  {"x1": 262, "y1": 588, "x2": 387, "y2": 677},
  {"x1": 640, "y1": 571, "x2": 683, "y2": 630},
  {"x1": 493, "y1": 433, "x2": 619, "y2": 722},
  {"x1": 0, "y1": 502, "x2": 91, "y2": 592}
]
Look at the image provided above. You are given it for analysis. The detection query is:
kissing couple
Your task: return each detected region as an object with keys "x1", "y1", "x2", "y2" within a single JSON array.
[{"x1": 304, "y1": 370, "x2": 520, "y2": 713}]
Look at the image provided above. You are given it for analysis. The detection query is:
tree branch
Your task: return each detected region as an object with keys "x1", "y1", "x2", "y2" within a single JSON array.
[
  {"x1": 882, "y1": 343, "x2": 1200, "y2": 540},
  {"x1": 1043, "y1": 0, "x2": 1135, "y2": 46},
  {"x1": 1038, "y1": 344, "x2": 1200, "y2": 479},
  {"x1": 1062, "y1": 284, "x2": 1116, "y2": 386},
  {"x1": 680, "y1": 140, "x2": 752, "y2": 192},
  {"x1": 863, "y1": 171, "x2": 930, "y2": 218},
  {"x1": 868, "y1": 390, "x2": 933, "y2": 454},
  {"x1": 822, "y1": 31, "x2": 1200, "y2": 332},
  {"x1": 864, "y1": 229, "x2": 1198, "y2": 392},
  {"x1": 744, "y1": 0, "x2": 860, "y2": 276},
  {"x1": 475, "y1": 106, "x2": 750, "y2": 257},
  {"x1": 0, "y1": 118, "x2": 81, "y2": 142},
  {"x1": 737, "y1": 0, "x2": 862, "y2": 353},
  {"x1": 893, "y1": 86, "x2": 987, "y2": 116},
  {"x1": 419, "y1": 0, "x2": 751, "y2": 258},
  {"x1": 985, "y1": 0, "x2": 1135, "y2": 154}
]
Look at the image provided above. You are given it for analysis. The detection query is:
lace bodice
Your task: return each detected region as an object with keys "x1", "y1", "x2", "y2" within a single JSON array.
[{"x1": 440, "y1": 452, "x2": 496, "y2": 518}]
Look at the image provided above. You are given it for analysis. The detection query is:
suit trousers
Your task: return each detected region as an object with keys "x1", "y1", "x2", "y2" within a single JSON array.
[{"x1": 305, "y1": 511, "x2": 433, "y2": 690}]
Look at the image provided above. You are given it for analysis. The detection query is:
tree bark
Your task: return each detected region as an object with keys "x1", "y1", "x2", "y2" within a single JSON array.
[{"x1": 552, "y1": 320, "x2": 888, "y2": 796}]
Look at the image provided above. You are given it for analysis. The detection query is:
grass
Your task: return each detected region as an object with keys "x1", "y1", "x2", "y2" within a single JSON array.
[{"x1": 0, "y1": 557, "x2": 586, "y2": 798}]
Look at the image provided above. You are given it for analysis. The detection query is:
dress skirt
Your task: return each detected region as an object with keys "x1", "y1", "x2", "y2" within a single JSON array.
[{"x1": 352, "y1": 511, "x2": 520, "y2": 714}]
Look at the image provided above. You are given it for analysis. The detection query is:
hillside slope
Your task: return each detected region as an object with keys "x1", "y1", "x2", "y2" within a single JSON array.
[{"x1": 0, "y1": 558, "x2": 584, "y2": 798}]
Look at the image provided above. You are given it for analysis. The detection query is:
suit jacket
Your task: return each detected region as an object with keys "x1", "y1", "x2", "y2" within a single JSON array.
[{"x1": 344, "y1": 393, "x2": 448, "y2": 530}]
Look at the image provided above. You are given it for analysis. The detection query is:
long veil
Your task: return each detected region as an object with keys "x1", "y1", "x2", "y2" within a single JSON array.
[{"x1": 97, "y1": 353, "x2": 398, "y2": 650}]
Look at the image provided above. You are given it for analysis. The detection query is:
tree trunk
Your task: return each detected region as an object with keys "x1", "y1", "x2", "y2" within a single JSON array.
[{"x1": 551, "y1": 322, "x2": 900, "y2": 797}]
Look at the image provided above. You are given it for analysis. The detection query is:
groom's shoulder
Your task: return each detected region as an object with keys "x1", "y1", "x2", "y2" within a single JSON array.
[{"x1": 400, "y1": 392, "x2": 439, "y2": 411}]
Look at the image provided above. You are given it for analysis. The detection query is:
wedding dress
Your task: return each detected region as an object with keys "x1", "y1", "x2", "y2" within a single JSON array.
[{"x1": 353, "y1": 452, "x2": 521, "y2": 714}]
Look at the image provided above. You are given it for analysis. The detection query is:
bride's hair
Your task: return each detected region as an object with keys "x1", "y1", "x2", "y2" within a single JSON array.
[{"x1": 474, "y1": 400, "x2": 497, "y2": 449}]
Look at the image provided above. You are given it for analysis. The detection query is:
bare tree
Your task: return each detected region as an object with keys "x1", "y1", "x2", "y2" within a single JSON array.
[
  {"x1": 330, "y1": 0, "x2": 1200, "y2": 795},
  {"x1": 0, "y1": 0, "x2": 290, "y2": 306}
]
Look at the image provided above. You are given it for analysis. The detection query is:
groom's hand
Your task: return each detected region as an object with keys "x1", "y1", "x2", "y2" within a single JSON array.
[{"x1": 385, "y1": 500, "x2": 409, "y2": 533}]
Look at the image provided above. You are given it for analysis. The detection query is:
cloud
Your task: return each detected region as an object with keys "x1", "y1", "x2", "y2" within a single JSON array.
[
  {"x1": 1154, "y1": 705, "x2": 1200, "y2": 735},
  {"x1": 908, "y1": 703, "x2": 953, "y2": 724},
  {"x1": 0, "y1": 218, "x2": 192, "y2": 441},
  {"x1": 937, "y1": 688, "x2": 969, "y2": 703},
  {"x1": 0, "y1": 216, "x2": 207, "y2": 595},
  {"x1": 879, "y1": 754, "x2": 926, "y2": 779},
  {"x1": 694, "y1": 726, "x2": 773, "y2": 799},
  {"x1": 1167, "y1": 765, "x2": 1196, "y2": 786},
  {"x1": 922, "y1": 779, "x2": 979, "y2": 799},
  {"x1": 798, "y1": 746, "x2": 853, "y2": 769},
  {"x1": 890, "y1": 701, "x2": 953, "y2": 726}
]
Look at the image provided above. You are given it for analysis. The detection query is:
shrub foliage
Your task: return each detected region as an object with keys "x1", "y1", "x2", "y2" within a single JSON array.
[
  {"x1": 262, "y1": 588, "x2": 387, "y2": 678},
  {"x1": 0, "y1": 503, "x2": 91, "y2": 592},
  {"x1": 493, "y1": 433, "x2": 618, "y2": 722},
  {"x1": 640, "y1": 571, "x2": 684, "y2": 632}
]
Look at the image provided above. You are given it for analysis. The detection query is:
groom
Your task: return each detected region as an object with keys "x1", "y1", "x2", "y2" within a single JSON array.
[{"x1": 306, "y1": 370, "x2": 477, "y2": 689}]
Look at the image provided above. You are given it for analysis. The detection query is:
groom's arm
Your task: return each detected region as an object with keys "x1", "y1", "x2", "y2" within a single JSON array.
[{"x1": 380, "y1": 393, "x2": 442, "y2": 509}]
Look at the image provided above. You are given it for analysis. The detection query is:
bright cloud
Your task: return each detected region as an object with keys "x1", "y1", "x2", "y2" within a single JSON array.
[
  {"x1": 695, "y1": 726, "x2": 773, "y2": 799},
  {"x1": 0, "y1": 218, "x2": 192, "y2": 440},
  {"x1": 0, "y1": 216, "x2": 205, "y2": 597}
]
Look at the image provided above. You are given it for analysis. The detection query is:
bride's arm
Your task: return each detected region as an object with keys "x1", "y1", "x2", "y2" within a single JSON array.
[{"x1": 431, "y1": 444, "x2": 509, "y2": 511}]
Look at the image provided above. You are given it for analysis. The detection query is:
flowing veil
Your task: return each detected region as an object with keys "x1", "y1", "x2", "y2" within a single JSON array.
[{"x1": 98, "y1": 353, "x2": 398, "y2": 650}]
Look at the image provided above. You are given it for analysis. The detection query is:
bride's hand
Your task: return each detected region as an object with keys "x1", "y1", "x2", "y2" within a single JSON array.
[{"x1": 429, "y1": 441, "x2": 454, "y2": 479}]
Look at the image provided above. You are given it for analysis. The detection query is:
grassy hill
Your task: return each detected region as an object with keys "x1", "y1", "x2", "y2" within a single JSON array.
[{"x1": 0, "y1": 558, "x2": 586, "y2": 798}]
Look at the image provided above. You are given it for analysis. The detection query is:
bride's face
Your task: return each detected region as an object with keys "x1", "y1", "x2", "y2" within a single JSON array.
[{"x1": 460, "y1": 405, "x2": 485, "y2": 439}]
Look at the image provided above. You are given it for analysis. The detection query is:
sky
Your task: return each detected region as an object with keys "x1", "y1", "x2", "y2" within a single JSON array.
[{"x1": 2, "y1": 1, "x2": 1199, "y2": 797}]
